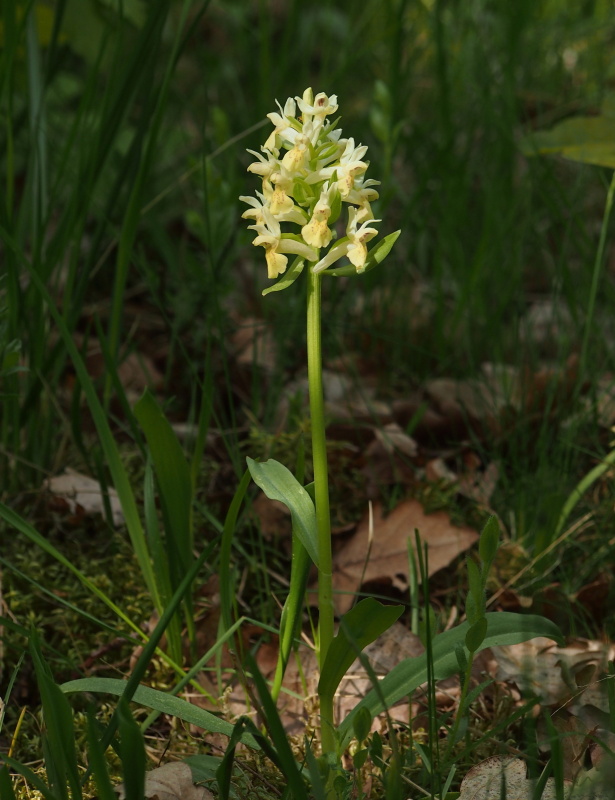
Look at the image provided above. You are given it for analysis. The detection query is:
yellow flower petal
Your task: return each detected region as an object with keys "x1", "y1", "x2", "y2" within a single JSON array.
[
  {"x1": 266, "y1": 249, "x2": 288, "y2": 278},
  {"x1": 302, "y1": 218, "x2": 332, "y2": 248}
]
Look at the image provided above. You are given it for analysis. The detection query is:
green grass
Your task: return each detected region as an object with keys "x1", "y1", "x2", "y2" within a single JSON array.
[{"x1": 3, "y1": 0, "x2": 615, "y2": 797}]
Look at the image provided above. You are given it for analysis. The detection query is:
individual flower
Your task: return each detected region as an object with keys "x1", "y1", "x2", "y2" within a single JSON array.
[
  {"x1": 239, "y1": 189, "x2": 306, "y2": 227},
  {"x1": 312, "y1": 206, "x2": 380, "y2": 274},
  {"x1": 296, "y1": 89, "x2": 339, "y2": 123},
  {"x1": 281, "y1": 131, "x2": 311, "y2": 173},
  {"x1": 246, "y1": 147, "x2": 280, "y2": 180},
  {"x1": 264, "y1": 97, "x2": 299, "y2": 153},
  {"x1": 301, "y1": 183, "x2": 336, "y2": 248},
  {"x1": 308, "y1": 137, "x2": 369, "y2": 197},
  {"x1": 250, "y1": 209, "x2": 318, "y2": 279},
  {"x1": 346, "y1": 177, "x2": 380, "y2": 222}
]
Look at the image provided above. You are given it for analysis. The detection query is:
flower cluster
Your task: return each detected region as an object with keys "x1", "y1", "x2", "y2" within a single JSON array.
[{"x1": 241, "y1": 88, "x2": 382, "y2": 280}]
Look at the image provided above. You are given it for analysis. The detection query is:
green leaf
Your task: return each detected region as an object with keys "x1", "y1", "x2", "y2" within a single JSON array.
[
  {"x1": 465, "y1": 617, "x2": 488, "y2": 653},
  {"x1": 60, "y1": 678, "x2": 259, "y2": 748},
  {"x1": 116, "y1": 699, "x2": 146, "y2": 800},
  {"x1": 245, "y1": 654, "x2": 310, "y2": 800},
  {"x1": 337, "y1": 612, "x2": 563, "y2": 748},
  {"x1": 466, "y1": 558, "x2": 484, "y2": 620},
  {"x1": 86, "y1": 713, "x2": 117, "y2": 800},
  {"x1": 262, "y1": 258, "x2": 305, "y2": 296},
  {"x1": 328, "y1": 187, "x2": 343, "y2": 225},
  {"x1": 134, "y1": 389, "x2": 193, "y2": 567},
  {"x1": 0, "y1": 766, "x2": 18, "y2": 800},
  {"x1": 30, "y1": 631, "x2": 82, "y2": 800},
  {"x1": 183, "y1": 755, "x2": 222, "y2": 786},
  {"x1": 247, "y1": 458, "x2": 319, "y2": 567},
  {"x1": 352, "y1": 707, "x2": 372, "y2": 743},
  {"x1": 455, "y1": 642, "x2": 468, "y2": 673},
  {"x1": 319, "y1": 598, "x2": 403, "y2": 701},
  {"x1": 326, "y1": 230, "x2": 401, "y2": 277},
  {"x1": 521, "y1": 113, "x2": 615, "y2": 168},
  {"x1": 478, "y1": 516, "x2": 500, "y2": 568}
]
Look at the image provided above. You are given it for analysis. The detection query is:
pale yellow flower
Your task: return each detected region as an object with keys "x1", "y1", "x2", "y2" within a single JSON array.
[
  {"x1": 264, "y1": 97, "x2": 298, "y2": 153},
  {"x1": 250, "y1": 209, "x2": 318, "y2": 279},
  {"x1": 346, "y1": 206, "x2": 379, "y2": 271},
  {"x1": 239, "y1": 190, "x2": 306, "y2": 227},
  {"x1": 346, "y1": 177, "x2": 380, "y2": 222},
  {"x1": 310, "y1": 137, "x2": 369, "y2": 197},
  {"x1": 246, "y1": 147, "x2": 279, "y2": 180},
  {"x1": 296, "y1": 89, "x2": 339, "y2": 123},
  {"x1": 281, "y1": 132, "x2": 310, "y2": 173},
  {"x1": 312, "y1": 206, "x2": 380, "y2": 274},
  {"x1": 301, "y1": 183, "x2": 335, "y2": 248}
]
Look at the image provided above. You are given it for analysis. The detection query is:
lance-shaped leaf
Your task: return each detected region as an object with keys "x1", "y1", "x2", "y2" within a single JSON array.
[
  {"x1": 318, "y1": 598, "x2": 403, "y2": 702},
  {"x1": 247, "y1": 458, "x2": 319, "y2": 567},
  {"x1": 337, "y1": 612, "x2": 564, "y2": 748},
  {"x1": 262, "y1": 257, "x2": 305, "y2": 296},
  {"x1": 521, "y1": 98, "x2": 615, "y2": 169},
  {"x1": 61, "y1": 678, "x2": 258, "y2": 748},
  {"x1": 327, "y1": 230, "x2": 401, "y2": 277}
]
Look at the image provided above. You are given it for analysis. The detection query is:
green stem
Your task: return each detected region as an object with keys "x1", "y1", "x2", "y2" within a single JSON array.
[
  {"x1": 580, "y1": 170, "x2": 615, "y2": 383},
  {"x1": 306, "y1": 268, "x2": 336, "y2": 756}
]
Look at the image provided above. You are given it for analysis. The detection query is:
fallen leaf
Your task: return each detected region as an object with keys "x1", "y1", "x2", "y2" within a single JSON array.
[
  {"x1": 492, "y1": 638, "x2": 615, "y2": 714},
  {"x1": 44, "y1": 468, "x2": 124, "y2": 526},
  {"x1": 457, "y1": 460, "x2": 500, "y2": 506},
  {"x1": 231, "y1": 316, "x2": 277, "y2": 371},
  {"x1": 587, "y1": 374, "x2": 615, "y2": 428},
  {"x1": 536, "y1": 710, "x2": 588, "y2": 780},
  {"x1": 373, "y1": 423, "x2": 418, "y2": 458},
  {"x1": 458, "y1": 756, "x2": 565, "y2": 799},
  {"x1": 519, "y1": 299, "x2": 574, "y2": 355},
  {"x1": 250, "y1": 493, "x2": 292, "y2": 540},
  {"x1": 361, "y1": 434, "x2": 417, "y2": 496},
  {"x1": 115, "y1": 762, "x2": 214, "y2": 800},
  {"x1": 330, "y1": 500, "x2": 478, "y2": 614}
]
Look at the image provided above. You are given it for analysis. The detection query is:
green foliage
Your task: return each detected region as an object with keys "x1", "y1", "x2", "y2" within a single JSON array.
[
  {"x1": 318, "y1": 598, "x2": 404, "y2": 703},
  {"x1": 262, "y1": 257, "x2": 306, "y2": 296},
  {"x1": 338, "y1": 612, "x2": 564, "y2": 750},
  {"x1": 61, "y1": 677, "x2": 255, "y2": 746},
  {"x1": 247, "y1": 458, "x2": 319, "y2": 567},
  {"x1": 521, "y1": 95, "x2": 615, "y2": 168}
]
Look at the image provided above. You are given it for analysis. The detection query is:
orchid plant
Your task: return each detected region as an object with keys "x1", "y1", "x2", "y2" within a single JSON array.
[{"x1": 240, "y1": 87, "x2": 400, "y2": 759}]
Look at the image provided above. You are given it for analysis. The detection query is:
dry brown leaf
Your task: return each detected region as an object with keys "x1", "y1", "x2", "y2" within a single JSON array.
[
  {"x1": 231, "y1": 316, "x2": 277, "y2": 371},
  {"x1": 425, "y1": 456, "x2": 458, "y2": 484},
  {"x1": 68, "y1": 333, "x2": 164, "y2": 396},
  {"x1": 458, "y1": 756, "x2": 564, "y2": 799},
  {"x1": 373, "y1": 423, "x2": 418, "y2": 458},
  {"x1": 44, "y1": 468, "x2": 124, "y2": 526},
  {"x1": 588, "y1": 374, "x2": 615, "y2": 428},
  {"x1": 330, "y1": 500, "x2": 478, "y2": 614},
  {"x1": 115, "y1": 762, "x2": 213, "y2": 800},
  {"x1": 457, "y1": 460, "x2": 500, "y2": 506},
  {"x1": 492, "y1": 638, "x2": 615, "y2": 715},
  {"x1": 361, "y1": 435, "x2": 417, "y2": 496},
  {"x1": 250, "y1": 493, "x2": 292, "y2": 539},
  {"x1": 425, "y1": 376, "x2": 506, "y2": 435},
  {"x1": 336, "y1": 622, "x2": 432, "y2": 728},
  {"x1": 536, "y1": 710, "x2": 588, "y2": 780}
]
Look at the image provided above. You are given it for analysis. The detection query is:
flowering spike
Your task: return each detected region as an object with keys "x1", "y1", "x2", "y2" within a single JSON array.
[{"x1": 242, "y1": 88, "x2": 397, "y2": 285}]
